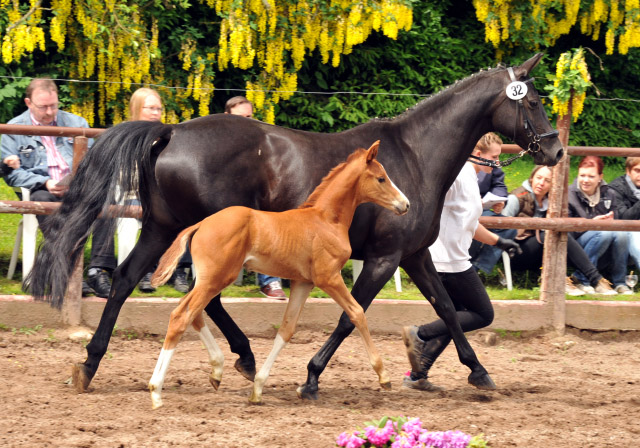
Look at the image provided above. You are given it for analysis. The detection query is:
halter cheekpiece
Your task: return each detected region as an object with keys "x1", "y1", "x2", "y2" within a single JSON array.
[{"x1": 469, "y1": 66, "x2": 559, "y2": 169}]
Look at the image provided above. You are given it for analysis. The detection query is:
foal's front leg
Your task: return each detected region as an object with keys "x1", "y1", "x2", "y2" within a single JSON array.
[
  {"x1": 319, "y1": 276, "x2": 391, "y2": 391},
  {"x1": 249, "y1": 281, "x2": 314, "y2": 404}
]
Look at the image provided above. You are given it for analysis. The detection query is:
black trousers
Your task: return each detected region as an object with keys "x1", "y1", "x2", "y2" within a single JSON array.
[
  {"x1": 509, "y1": 231, "x2": 602, "y2": 286},
  {"x1": 417, "y1": 267, "x2": 494, "y2": 340}
]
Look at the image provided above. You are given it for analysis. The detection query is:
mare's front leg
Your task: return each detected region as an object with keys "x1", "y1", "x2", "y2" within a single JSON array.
[
  {"x1": 316, "y1": 275, "x2": 391, "y2": 391},
  {"x1": 297, "y1": 256, "x2": 400, "y2": 400},
  {"x1": 249, "y1": 281, "x2": 314, "y2": 404},
  {"x1": 73, "y1": 224, "x2": 176, "y2": 393},
  {"x1": 400, "y1": 247, "x2": 496, "y2": 389}
]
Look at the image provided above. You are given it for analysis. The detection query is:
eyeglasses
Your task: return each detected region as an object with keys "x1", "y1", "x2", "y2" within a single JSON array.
[
  {"x1": 30, "y1": 101, "x2": 59, "y2": 111},
  {"x1": 143, "y1": 106, "x2": 163, "y2": 113}
]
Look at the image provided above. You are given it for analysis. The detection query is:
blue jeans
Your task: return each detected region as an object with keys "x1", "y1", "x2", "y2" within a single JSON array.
[
  {"x1": 573, "y1": 230, "x2": 629, "y2": 287},
  {"x1": 470, "y1": 210, "x2": 517, "y2": 274},
  {"x1": 258, "y1": 274, "x2": 280, "y2": 288},
  {"x1": 629, "y1": 232, "x2": 640, "y2": 272}
]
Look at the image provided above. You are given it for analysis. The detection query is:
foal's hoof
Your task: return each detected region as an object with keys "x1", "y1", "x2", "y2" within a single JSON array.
[
  {"x1": 380, "y1": 381, "x2": 392, "y2": 391},
  {"x1": 296, "y1": 384, "x2": 318, "y2": 401},
  {"x1": 468, "y1": 371, "x2": 497, "y2": 390},
  {"x1": 234, "y1": 357, "x2": 256, "y2": 382},
  {"x1": 209, "y1": 376, "x2": 221, "y2": 391},
  {"x1": 71, "y1": 363, "x2": 92, "y2": 393}
]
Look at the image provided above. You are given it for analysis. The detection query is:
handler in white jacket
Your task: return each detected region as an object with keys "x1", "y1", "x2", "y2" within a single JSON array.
[{"x1": 401, "y1": 132, "x2": 521, "y2": 391}]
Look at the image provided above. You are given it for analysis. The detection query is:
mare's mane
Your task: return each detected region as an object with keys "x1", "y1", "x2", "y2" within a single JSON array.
[
  {"x1": 372, "y1": 64, "x2": 506, "y2": 123},
  {"x1": 298, "y1": 148, "x2": 367, "y2": 209}
]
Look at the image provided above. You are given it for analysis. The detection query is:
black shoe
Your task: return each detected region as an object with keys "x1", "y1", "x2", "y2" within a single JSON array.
[
  {"x1": 86, "y1": 268, "x2": 112, "y2": 298},
  {"x1": 82, "y1": 281, "x2": 94, "y2": 297},
  {"x1": 139, "y1": 272, "x2": 156, "y2": 293},
  {"x1": 172, "y1": 269, "x2": 189, "y2": 293}
]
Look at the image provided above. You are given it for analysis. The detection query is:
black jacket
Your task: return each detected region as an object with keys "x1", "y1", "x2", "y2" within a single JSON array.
[
  {"x1": 568, "y1": 180, "x2": 618, "y2": 239},
  {"x1": 608, "y1": 175, "x2": 640, "y2": 220}
]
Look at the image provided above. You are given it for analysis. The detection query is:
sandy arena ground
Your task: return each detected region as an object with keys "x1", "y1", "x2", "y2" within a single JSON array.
[{"x1": 1, "y1": 326, "x2": 639, "y2": 447}]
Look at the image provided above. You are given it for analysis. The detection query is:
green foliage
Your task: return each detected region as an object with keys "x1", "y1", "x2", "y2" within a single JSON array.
[{"x1": 0, "y1": 71, "x2": 30, "y2": 123}]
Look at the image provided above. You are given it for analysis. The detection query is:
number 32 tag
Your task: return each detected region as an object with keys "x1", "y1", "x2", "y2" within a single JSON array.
[{"x1": 506, "y1": 81, "x2": 527, "y2": 100}]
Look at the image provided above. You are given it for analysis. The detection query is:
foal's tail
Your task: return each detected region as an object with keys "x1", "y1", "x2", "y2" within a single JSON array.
[
  {"x1": 151, "y1": 223, "x2": 202, "y2": 288},
  {"x1": 26, "y1": 121, "x2": 174, "y2": 309}
]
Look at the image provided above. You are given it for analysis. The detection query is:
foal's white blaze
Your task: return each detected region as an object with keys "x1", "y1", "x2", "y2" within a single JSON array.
[
  {"x1": 390, "y1": 178, "x2": 410, "y2": 214},
  {"x1": 149, "y1": 348, "x2": 175, "y2": 409},
  {"x1": 199, "y1": 325, "x2": 224, "y2": 386}
]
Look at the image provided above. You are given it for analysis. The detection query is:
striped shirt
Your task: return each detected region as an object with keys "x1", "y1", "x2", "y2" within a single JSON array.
[{"x1": 30, "y1": 112, "x2": 70, "y2": 181}]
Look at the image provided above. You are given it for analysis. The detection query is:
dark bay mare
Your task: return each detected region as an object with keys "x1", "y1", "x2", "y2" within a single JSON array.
[{"x1": 29, "y1": 53, "x2": 563, "y2": 398}]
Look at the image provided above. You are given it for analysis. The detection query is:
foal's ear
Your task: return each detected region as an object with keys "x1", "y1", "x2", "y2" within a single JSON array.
[
  {"x1": 514, "y1": 53, "x2": 543, "y2": 79},
  {"x1": 366, "y1": 140, "x2": 380, "y2": 163}
]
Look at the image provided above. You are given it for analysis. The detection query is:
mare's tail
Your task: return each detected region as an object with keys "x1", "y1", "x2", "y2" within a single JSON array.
[
  {"x1": 150, "y1": 223, "x2": 201, "y2": 288},
  {"x1": 26, "y1": 120, "x2": 173, "y2": 308}
]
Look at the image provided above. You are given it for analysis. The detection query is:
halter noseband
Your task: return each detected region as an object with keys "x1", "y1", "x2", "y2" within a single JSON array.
[{"x1": 469, "y1": 66, "x2": 559, "y2": 169}]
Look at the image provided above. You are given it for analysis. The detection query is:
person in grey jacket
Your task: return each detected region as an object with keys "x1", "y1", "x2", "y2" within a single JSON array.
[
  {"x1": 608, "y1": 156, "x2": 640, "y2": 275},
  {"x1": 1, "y1": 78, "x2": 113, "y2": 297}
]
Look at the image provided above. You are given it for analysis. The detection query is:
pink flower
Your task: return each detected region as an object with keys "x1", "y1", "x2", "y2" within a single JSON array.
[
  {"x1": 336, "y1": 431, "x2": 366, "y2": 448},
  {"x1": 364, "y1": 420, "x2": 395, "y2": 446},
  {"x1": 400, "y1": 417, "x2": 423, "y2": 438}
]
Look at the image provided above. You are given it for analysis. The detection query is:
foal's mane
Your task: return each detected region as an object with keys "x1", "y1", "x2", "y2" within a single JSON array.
[
  {"x1": 298, "y1": 148, "x2": 367, "y2": 209},
  {"x1": 372, "y1": 63, "x2": 506, "y2": 123}
]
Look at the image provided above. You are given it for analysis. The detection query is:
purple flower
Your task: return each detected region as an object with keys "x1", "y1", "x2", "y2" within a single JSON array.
[
  {"x1": 400, "y1": 418, "x2": 424, "y2": 438},
  {"x1": 419, "y1": 430, "x2": 471, "y2": 448},
  {"x1": 364, "y1": 420, "x2": 395, "y2": 447},
  {"x1": 391, "y1": 434, "x2": 415, "y2": 448}
]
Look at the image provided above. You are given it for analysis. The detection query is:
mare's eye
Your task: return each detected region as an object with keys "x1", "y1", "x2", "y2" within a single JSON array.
[
  {"x1": 529, "y1": 100, "x2": 538, "y2": 108},
  {"x1": 378, "y1": 177, "x2": 386, "y2": 183}
]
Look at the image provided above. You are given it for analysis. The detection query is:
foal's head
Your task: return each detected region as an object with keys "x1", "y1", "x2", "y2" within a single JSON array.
[{"x1": 357, "y1": 141, "x2": 410, "y2": 216}]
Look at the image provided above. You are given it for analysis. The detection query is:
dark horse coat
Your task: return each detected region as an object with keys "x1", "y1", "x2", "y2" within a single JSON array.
[{"x1": 29, "y1": 54, "x2": 563, "y2": 397}]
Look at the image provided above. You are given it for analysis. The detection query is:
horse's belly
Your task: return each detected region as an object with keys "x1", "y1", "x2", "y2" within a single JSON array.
[{"x1": 243, "y1": 253, "x2": 310, "y2": 281}]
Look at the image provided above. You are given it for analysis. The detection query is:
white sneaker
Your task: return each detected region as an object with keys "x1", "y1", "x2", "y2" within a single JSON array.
[
  {"x1": 594, "y1": 278, "x2": 617, "y2": 296},
  {"x1": 565, "y1": 277, "x2": 586, "y2": 296},
  {"x1": 615, "y1": 284, "x2": 633, "y2": 295},
  {"x1": 577, "y1": 283, "x2": 596, "y2": 294}
]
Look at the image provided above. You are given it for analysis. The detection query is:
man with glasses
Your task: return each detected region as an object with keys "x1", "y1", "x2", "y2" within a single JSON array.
[{"x1": 1, "y1": 78, "x2": 113, "y2": 298}]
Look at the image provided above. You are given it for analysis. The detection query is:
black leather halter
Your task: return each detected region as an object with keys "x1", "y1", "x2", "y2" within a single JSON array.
[{"x1": 469, "y1": 67, "x2": 559, "y2": 169}]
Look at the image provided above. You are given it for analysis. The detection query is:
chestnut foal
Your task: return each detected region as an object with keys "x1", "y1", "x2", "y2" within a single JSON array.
[{"x1": 148, "y1": 141, "x2": 409, "y2": 408}]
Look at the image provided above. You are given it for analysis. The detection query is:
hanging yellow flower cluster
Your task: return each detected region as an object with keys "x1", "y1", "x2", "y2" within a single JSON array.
[
  {"x1": 1, "y1": 0, "x2": 46, "y2": 64},
  {"x1": 544, "y1": 48, "x2": 592, "y2": 122},
  {"x1": 472, "y1": 0, "x2": 640, "y2": 55},
  {"x1": 212, "y1": 0, "x2": 413, "y2": 123}
]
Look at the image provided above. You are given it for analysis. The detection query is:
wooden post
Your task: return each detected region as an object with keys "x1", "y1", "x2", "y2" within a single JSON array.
[
  {"x1": 62, "y1": 136, "x2": 88, "y2": 326},
  {"x1": 540, "y1": 102, "x2": 572, "y2": 335}
]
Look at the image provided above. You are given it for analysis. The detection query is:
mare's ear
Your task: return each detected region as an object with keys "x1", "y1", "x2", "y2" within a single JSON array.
[
  {"x1": 514, "y1": 53, "x2": 543, "y2": 79},
  {"x1": 366, "y1": 140, "x2": 380, "y2": 163}
]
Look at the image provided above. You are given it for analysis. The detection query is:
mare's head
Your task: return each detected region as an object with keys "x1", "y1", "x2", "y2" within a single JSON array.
[
  {"x1": 356, "y1": 141, "x2": 410, "y2": 215},
  {"x1": 490, "y1": 53, "x2": 564, "y2": 166}
]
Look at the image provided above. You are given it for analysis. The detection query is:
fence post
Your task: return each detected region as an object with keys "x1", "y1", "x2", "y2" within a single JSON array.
[
  {"x1": 540, "y1": 103, "x2": 572, "y2": 335},
  {"x1": 61, "y1": 136, "x2": 88, "y2": 326}
]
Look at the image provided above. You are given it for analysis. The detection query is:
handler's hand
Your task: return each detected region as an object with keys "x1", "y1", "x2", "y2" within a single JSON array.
[
  {"x1": 3, "y1": 155, "x2": 20, "y2": 169},
  {"x1": 491, "y1": 202, "x2": 505, "y2": 214},
  {"x1": 46, "y1": 179, "x2": 68, "y2": 197},
  {"x1": 495, "y1": 237, "x2": 523, "y2": 257}
]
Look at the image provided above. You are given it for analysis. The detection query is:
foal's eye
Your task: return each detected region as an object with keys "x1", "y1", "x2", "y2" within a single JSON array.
[{"x1": 378, "y1": 177, "x2": 386, "y2": 183}]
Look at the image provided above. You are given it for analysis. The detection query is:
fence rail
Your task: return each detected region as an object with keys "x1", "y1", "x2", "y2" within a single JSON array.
[{"x1": 1, "y1": 123, "x2": 640, "y2": 331}]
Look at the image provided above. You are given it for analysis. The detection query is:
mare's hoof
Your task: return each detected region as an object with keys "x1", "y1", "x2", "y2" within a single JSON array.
[
  {"x1": 209, "y1": 376, "x2": 221, "y2": 391},
  {"x1": 71, "y1": 363, "x2": 92, "y2": 393},
  {"x1": 468, "y1": 371, "x2": 497, "y2": 390},
  {"x1": 380, "y1": 381, "x2": 392, "y2": 391},
  {"x1": 234, "y1": 357, "x2": 256, "y2": 382},
  {"x1": 296, "y1": 384, "x2": 318, "y2": 401}
]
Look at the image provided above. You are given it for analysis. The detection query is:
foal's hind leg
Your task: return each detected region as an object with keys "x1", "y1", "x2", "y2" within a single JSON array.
[
  {"x1": 316, "y1": 275, "x2": 391, "y2": 391},
  {"x1": 249, "y1": 281, "x2": 314, "y2": 404},
  {"x1": 192, "y1": 312, "x2": 225, "y2": 390}
]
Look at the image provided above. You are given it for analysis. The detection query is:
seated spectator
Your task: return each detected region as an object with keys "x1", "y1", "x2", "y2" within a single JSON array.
[
  {"x1": 568, "y1": 156, "x2": 631, "y2": 294},
  {"x1": 0, "y1": 78, "x2": 113, "y2": 297},
  {"x1": 503, "y1": 165, "x2": 617, "y2": 296},
  {"x1": 608, "y1": 157, "x2": 640, "y2": 274},
  {"x1": 469, "y1": 132, "x2": 518, "y2": 274}
]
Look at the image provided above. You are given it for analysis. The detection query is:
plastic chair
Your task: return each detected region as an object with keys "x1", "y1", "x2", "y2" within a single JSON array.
[
  {"x1": 501, "y1": 251, "x2": 513, "y2": 291},
  {"x1": 7, "y1": 187, "x2": 39, "y2": 280},
  {"x1": 116, "y1": 216, "x2": 141, "y2": 265},
  {"x1": 351, "y1": 259, "x2": 402, "y2": 292}
]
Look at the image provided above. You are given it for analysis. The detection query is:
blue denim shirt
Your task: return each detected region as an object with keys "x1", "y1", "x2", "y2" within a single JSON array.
[{"x1": 1, "y1": 109, "x2": 92, "y2": 191}]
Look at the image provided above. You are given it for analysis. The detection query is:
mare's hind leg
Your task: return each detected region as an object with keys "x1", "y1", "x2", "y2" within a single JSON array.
[
  {"x1": 315, "y1": 275, "x2": 391, "y2": 391},
  {"x1": 401, "y1": 247, "x2": 495, "y2": 389},
  {"x1": 192, "y1": 312, "x2": 225, "y2": 390},
  {"x1": 249, "y1": 281, "x2": 314, "y2": 404},
  {"x1": 297, "y1": 256, "x2": 399, "y2": 400},
  {"x1": 73, "y1": 224, "x2": 177, "y2": 393}
]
